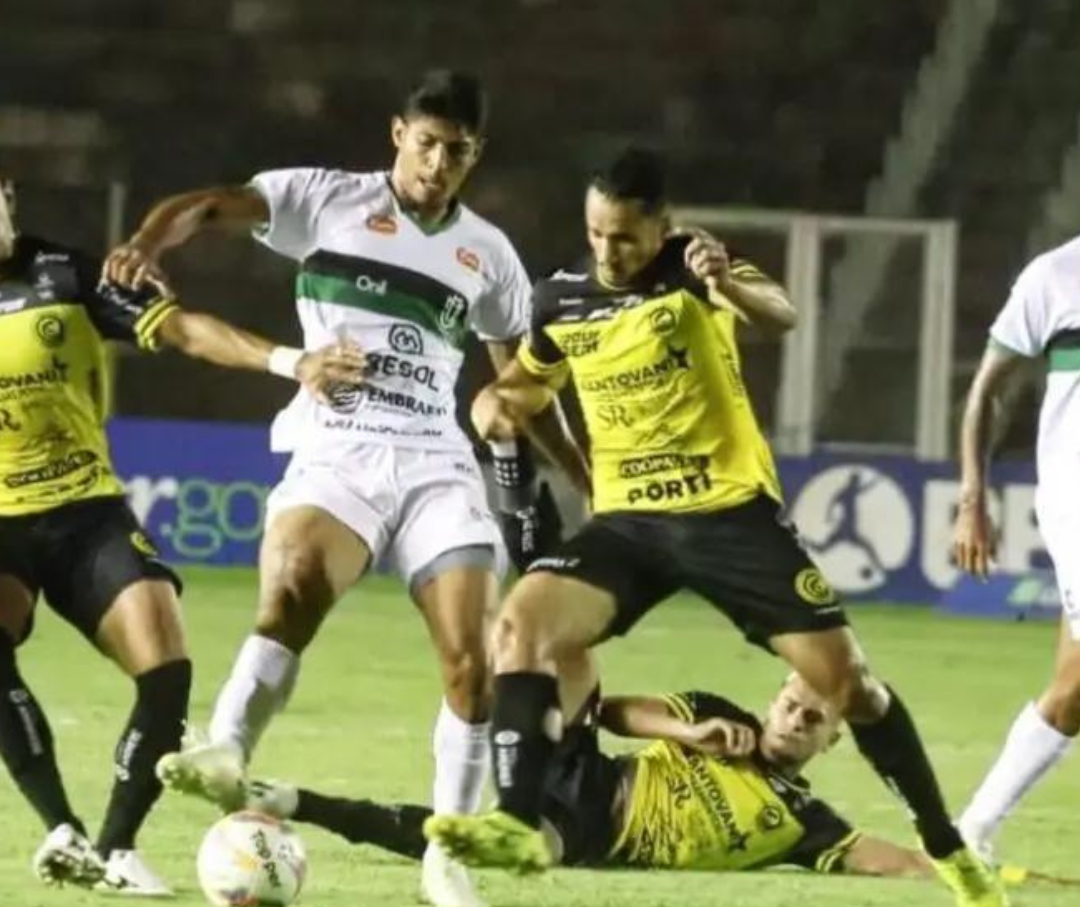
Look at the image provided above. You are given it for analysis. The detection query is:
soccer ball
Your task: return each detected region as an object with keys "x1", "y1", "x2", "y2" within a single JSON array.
[{"x1": 196, "y1": 811, "x2": 307, "y2": 906}]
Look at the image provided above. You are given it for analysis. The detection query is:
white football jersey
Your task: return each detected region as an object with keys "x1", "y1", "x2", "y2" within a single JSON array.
[
  {"x1": 990, "y1": 233, "x2": 1080, "y2": 512},
  {"x1": 251, "y1": 168, "x2": 531, "y2": 454}
]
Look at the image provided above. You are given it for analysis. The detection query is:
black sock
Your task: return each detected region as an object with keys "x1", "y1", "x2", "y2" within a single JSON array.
[
  {"x1": 490, "y1": 672, "x2": 560, "y2": 827},
  {"x1": 849, "y1": 687, "x2": 962, "y2": 858},
  {"x1": 0, "y1": 632, "x2": 83, "y2": 833},
  {"x1": 96, "y1": 659, "x2": 191, "y2": 855},
  {"x1": 295, "y1": 791, "x2": 430, "y2": 859}
]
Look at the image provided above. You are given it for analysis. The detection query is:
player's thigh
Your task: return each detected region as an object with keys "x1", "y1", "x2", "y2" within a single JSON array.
[
  {"x1": 37, "y1": 497, "x2": 184, "y2": 659},
  {"x1": 678, "y1": 496, "x2": 850, "y2": 650},
  {"x1": 96, "y1": 578, "x2": 187, "y2": 676},
  {"x1": 494, "y1": 517, "x2": 676, "y2": 667}
]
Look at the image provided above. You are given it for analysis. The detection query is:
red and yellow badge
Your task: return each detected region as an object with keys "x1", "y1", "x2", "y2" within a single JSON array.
[
  {"x1": 456, "y1": 247, "x2": 481, "y2": 272},
  {"x1": 366, "y1": 213, "x2": 398, "y2": 235}
]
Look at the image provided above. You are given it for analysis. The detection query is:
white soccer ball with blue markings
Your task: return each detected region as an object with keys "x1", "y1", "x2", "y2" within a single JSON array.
[{"x1": 196, "y1": 811, "x2": 307, "y2": 906}]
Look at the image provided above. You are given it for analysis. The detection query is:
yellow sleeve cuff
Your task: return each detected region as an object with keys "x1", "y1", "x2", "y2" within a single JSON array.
[
  {"x1": 661, "y1": 694, "x2": 695, "y2": 722},
  {"x1": 517, "y1": 343, "x2": 569, "y2": 388},
  {"x1": 814, "y1": 831, "x2": 862, "y2": 874},
  {"x1": 134, "y1": 299, "x2": 179, "y2": 351}
]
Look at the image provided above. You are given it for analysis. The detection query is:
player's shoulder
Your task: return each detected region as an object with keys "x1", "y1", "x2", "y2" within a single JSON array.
[
  {"x1": 1029, "y1": 234, "x2": 1080, "y2": 288},
  {"x1": 252, "y1": 167, "x2": 386, "y2": 203},
  {"x1": 16, "y1": 235, "x2": 88, "y2": 270},
  {"x1": 454, "y1": 204, "x2": 526, "y2": 271}
]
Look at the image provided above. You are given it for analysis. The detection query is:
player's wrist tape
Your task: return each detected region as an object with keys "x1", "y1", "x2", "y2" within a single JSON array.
[
  {"x1": 268, "y1": 346, "x2": 304, "y2": 380},
  {"x1": 489, "y1": 440, "x2": 539, "y2": 512}
]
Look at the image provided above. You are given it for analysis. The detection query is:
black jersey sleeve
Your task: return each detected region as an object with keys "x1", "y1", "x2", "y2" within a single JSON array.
[
  {"x1": 73, "y1": 253, "x2": 178, "y2": 350},
  {"x1": 784, "y1": 797, "x2": 861, "y2": 873},
  {"x1": 663, "y1": 691, "x2": 763, "y2": 730},
  {"x1": 517, "y1": 279, "x2": 570, "y2": 385}
]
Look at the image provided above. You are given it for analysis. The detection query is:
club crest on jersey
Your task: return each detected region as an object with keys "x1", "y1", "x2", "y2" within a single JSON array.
[
  {"x1": 650, "y1": 306, "x2": 677, "y2": 335},
  {"x1": 439, "y1": 293, "x2": 467, "y2": 342},
  {"x1": 365, "y1": 213, "x2": 398, "y2": 235},
  {"x1": 456, "y1": 247, "x2": 480, "y2": 272},
  {"x1": 34, "y1": 314, "x2": 65, "y2": 348}
]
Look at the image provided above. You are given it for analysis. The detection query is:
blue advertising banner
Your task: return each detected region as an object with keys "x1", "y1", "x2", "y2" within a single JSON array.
[{"x1": 106, "y1": 418, "x2": 1057, "y2": 617}]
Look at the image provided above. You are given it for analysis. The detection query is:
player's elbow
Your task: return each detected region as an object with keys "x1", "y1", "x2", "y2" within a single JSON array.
[{"x1": 154, "y1": 309, "x2": 196, "y2": 354}]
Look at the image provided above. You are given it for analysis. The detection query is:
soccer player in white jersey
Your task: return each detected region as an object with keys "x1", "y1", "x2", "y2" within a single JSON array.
[
  {"x1": 953, "y1": 234, "x2": 1080, "y2": 860},
  {"x1": 104, "y1": 70, "x2": 584, "y2": 907}
]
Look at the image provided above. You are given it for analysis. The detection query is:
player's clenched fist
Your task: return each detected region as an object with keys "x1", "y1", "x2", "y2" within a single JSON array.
[
  {"x1": 296, "y1": 340, "x2": 366, "y2": 406},
  {"x1": 675, "y1": 226, "x2": 732, "y2": 290}
]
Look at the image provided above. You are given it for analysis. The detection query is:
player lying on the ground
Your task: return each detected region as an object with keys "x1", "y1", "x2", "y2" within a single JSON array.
[
  {"x1": 0, "y1": 174, "x2": 361, "y2": 896},
  {"x1": 242, "y1": 662, "x2": 981, "y2": 880},
  {"x1": 427, "y1": 146, "x2": 1006, "y2": 907}
]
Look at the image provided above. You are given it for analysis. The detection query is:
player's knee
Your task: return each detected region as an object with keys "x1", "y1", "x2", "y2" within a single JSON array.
[
  {"x1": 811, "y1": 661, "x2": 885, "y2": 722},
  {"x1": 440, "y1": 646, "x2": 489, "y2": 719},
  {"x1": 256, "y1": 548, "x2": 333, "y2": 651},
  {"x1": 490, "y1": 597, "x2": 554, "y2": 671}
]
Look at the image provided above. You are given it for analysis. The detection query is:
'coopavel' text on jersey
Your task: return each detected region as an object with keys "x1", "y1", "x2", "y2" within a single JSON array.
[{"x1": 252, "y1": 168, "x2": 531, "y2": 453}]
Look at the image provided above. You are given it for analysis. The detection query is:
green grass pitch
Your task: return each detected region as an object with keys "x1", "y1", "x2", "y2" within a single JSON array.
[{"x1": 1, "y1": 566, "x2": 1076, "y2": 906}]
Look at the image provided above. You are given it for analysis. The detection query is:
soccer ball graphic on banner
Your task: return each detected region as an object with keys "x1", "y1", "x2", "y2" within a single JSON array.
[{"x1": 196, "y1": 812, "x2": 307, "y2": 906}]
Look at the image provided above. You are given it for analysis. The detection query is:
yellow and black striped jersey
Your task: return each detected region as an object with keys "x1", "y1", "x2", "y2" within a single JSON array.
[
  {"x1": 0, "y1": 236, "x2": 176, "y2": 516},
  {"x1": 611, "y1": 691, "x2": 860, "y2": 872},
  {"x1": 519, "y1": 237, "x2": 782, "y2": 514}
]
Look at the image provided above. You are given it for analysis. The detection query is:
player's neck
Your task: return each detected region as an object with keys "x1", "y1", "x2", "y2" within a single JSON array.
[{"x1": 388, "y1": 172, "x2": 453, "y2": 229}]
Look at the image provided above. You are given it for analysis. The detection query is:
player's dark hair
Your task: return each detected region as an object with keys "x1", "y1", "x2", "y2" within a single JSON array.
[
  {"x1": 588, "y1": 147, "x2": 667, "y2": 214},
  {"x1": 401, "y1": 69, "x2": 488, "y2": 136}
]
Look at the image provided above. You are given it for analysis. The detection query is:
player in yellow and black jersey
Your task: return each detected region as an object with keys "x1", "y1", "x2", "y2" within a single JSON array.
[
  {"x1": 426, "y1": 149, "x2": 1006, "y2": 907},
  {"x1": 236, "y1": 661, "x2": 939, "y2": 882},
  {"x1": 0, "y1": 175, "x2": 364, "y2": 895}
]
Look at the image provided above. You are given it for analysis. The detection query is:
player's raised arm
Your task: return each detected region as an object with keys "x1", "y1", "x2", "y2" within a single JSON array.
[
  {"x1": 953, "y1": 343, "x2": 1028, "y2": 578},
  {"x1": 104, "y1": 185, "x2": 269, "y2": 287},
  {"x1": 677, "y1": 227, "x2": 797, "y2": 335},
  {"x1": 598, "y1": 694, "x2": 757, "y2": 757}
]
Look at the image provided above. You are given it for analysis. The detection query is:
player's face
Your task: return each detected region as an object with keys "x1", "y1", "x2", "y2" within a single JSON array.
[
  {"x1": 585, "y1": 188, "x2": 667, "y2": 288},
  {"x1": 0, "y1": 179, "x2": 16, "y2": 261},
  {"x1": 390, "y1": 115, "x2": 483, "y2": 217},
  {"x1": 759, "y1": 677, "x2": 841, "y2": 768}
]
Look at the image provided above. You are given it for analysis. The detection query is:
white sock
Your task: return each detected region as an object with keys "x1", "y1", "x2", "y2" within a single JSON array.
[
  {"x1": 960, "y1": 702, "x2": 1073, "y2": 842},
  {"x1": 208, "y1": 635, "x2": 300, "y2": 761},
  {"x1": 431, "y1": 699, "x2": 490, "y2": 816}
]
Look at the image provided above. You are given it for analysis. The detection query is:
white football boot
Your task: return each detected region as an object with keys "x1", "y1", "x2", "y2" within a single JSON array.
[
  {"x1": 421, "y1": 842, "x2": 486, "y2": 907},
  {"x1": 97, "y1": 850, "x2": 174, "y2": 897},
  {"x1": 32, "y1": 823, "x2": 106, "y2": 888},
  {"x1": 155, "y1": 736, "x2": 245, "y2": 812},
  {"x1": 243, "y1": 779, "x2": 300, "y2": 819}
]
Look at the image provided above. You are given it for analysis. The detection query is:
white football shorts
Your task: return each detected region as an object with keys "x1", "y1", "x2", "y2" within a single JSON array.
[{"x1": 265, "y1": 444, "x2": 506, "y2": 589}]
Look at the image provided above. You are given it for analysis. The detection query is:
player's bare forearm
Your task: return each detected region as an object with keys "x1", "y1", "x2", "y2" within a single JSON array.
[
  {"x1": 709, "y1": 277, "x2": 796, "y2": 335},
  {"x1": 131, "y1": 186, "x2": 268, "y2": 258},
  {"x1": 157, "y1": 309, "x2": 274, "y2": 372},
  {"x1": 839, "y1": 836, "x2": 933, "y2": 879},
  {"x1": 598, "y1": 696, "x2": 690, "y2": 741},
  {"x1": 524, "y1": 401, "x2": 591, "y2": 496},
  {"x1": 473, "y1": 358, "x2": 558, "y2": 442},
  {"x1": 958, "y1": 344, "x2": 1025, "y2": 502}
]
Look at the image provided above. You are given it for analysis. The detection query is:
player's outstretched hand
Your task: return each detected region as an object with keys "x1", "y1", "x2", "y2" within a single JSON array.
[
  {"x1": 678, "y1": 717, "x2": 758, "y2": 759},
  {"x1": 952, "y1": 496, "x2": 997, "y2": 580},
  {"x1": 296, "y1": 340, "x2": 366, "y2": 406},
  {"x1": 471, "y1": 386, "x2": 519, "y2": 441},
  {"x1": 103, "y1": 242, "x2": 170, "y2": 290}
]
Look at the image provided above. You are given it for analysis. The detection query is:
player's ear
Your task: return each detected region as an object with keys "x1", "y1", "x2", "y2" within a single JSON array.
[{"x1": 391, "y1": 116, "x2": 408, "y2": 150}]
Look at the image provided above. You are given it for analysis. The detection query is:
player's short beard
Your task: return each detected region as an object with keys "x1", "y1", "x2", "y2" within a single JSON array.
[{"x1": 0, "y1": 190, "x2": 14, "y2": 261}]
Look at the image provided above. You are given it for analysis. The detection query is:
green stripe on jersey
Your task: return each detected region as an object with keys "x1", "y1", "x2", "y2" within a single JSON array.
[
  {"x1": 1048, "y1": 347, "x2": 1080, "y2": 372},
  {"x1": 299, "y1": 250, "x2": 469, "y2": 348}
]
